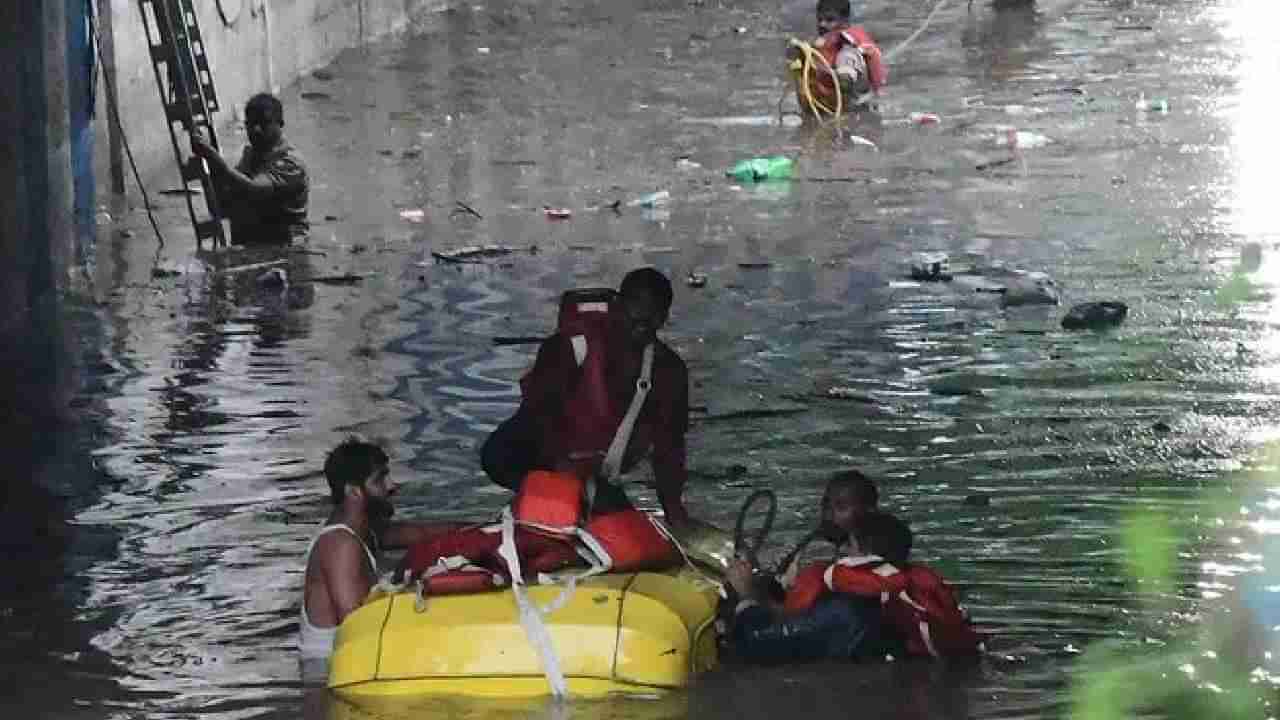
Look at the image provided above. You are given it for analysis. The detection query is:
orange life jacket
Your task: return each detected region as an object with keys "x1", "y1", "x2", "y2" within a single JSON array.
[
  {"x1": 808, "y1": 25, "x2": 887, "y2": 108},
  {"x1": 512, "y1": 469, "x2": 586, "y2": 532},
  {"x1": 784, "y1": 555, "x2": 982, "y2": 658},
  {"x1": 826, "y1": 555, "x2": 982, "y2": 658},
  {"x1": 580, "y1": 509, "x2": 678, "y2": 572}
]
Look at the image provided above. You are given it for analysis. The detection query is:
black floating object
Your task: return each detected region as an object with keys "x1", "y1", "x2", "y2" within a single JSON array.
[
  {"x1": 963, "y1": 493, "x2": 990, "y2": 507},
  {"x1": 1061, "y1": 301, "x2": 1128, "y2": 330},
  {"x1": 300, "y1": 91, "x2": 332, "y2": 101}
]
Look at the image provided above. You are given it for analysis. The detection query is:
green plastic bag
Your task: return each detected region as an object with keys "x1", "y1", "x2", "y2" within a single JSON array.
[{"x1": 726, "y1": 156, "x2": 794, "y2": 182}]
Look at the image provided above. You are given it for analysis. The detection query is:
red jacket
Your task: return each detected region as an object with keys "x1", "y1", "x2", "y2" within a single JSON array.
[
  {"x1": 785, "y1": 555, "x2": 982, "y2": 658},
  {"x1": 517, "y1": 309, "x2": 688, "y2": 509},
  {"x1": 808, "y1": 25, "x2": 887, "y2": 107}
]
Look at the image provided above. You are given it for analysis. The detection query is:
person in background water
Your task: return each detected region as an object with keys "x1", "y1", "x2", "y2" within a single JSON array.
[
  {"x1": 788, "y1": 0, "x2": 886, "y2": 113},
  {"x1": 191, "y1": 93, "x2": 309, "y2": 246},
  {"x1": 480, "y1": 268, "x2": 692, "y2": 527},
  {"x1": 725, "y1": 470, "x2": 891, "y2": 664},
  {"x1": 299, "y1": 438, "x2": 459, "y2": 679}
]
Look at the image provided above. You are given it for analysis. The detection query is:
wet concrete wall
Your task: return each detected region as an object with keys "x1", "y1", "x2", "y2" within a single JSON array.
[
  {"x1": 0, "y1": 0, "x2": 76, "y2": 432},
  {"x1": 94, "y1": 0, "x2": 446, "y2": 192}
]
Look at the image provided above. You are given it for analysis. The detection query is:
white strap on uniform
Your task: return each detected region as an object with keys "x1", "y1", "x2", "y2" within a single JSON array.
[{"x1": 599, "y1": 343, "x2": 654, "y2": 482}]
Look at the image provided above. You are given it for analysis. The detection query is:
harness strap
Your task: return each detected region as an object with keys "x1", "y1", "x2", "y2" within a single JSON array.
[
  {"x1": 588, "y1": 342, "x2": 654, "y2": 514},
  {"x1": 497, "y1": 507, "x2": 569, "y2": 697}
]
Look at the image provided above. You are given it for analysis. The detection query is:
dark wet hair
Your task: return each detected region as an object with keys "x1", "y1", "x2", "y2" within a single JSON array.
[
  {"x1": 324, "y1": 437, "x2": 389, "y2": 505},
  {"x1": 817, "y1": 0, "x2": 851, "y2": 18},
  {"x1": 620, "y1": 267, "x2": 674, "y2": 314},
  {"x1": 827, "y1": 469, "x2": 879, "y2": 509},
  {"x1": 245, "y1": 93, "x2": 284, "y2": 126},
  {"x1": 856, "y1": 512, "x2": 912, "y2": 565}
]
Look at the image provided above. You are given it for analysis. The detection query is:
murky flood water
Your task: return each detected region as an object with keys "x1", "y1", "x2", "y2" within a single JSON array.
[{"x1": 9, "y1": 0, "x2": 1280, "y2": 717}]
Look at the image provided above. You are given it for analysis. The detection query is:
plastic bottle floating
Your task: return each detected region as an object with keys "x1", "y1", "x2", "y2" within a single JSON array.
[
  {"x1": 725, "y1": 156, "x2": 794, "y2": 182},
  {"x1": 908, "y1": 112, "x2": 941, "y2": 125},
  {"x1": 997, "y1": 128, "x2": 1052, "y2": 149},
  {"x1": 1135, "y1": 95, "x2": 1170, "y2": 113}
]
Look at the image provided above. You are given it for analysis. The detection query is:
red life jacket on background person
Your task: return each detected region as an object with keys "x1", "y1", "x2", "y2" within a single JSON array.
[
  {"x1": 821, "y1": 555, "x2": 983, "y2": 659},
  {"x1": 782, "y1": 561, "x2": 840, "y2": 615},
  {"x1": 809, "y1": 25, "x2": 887, "y2": 107},
  {"x1": 519, "y1": 289, "x2": 627, "y2": 478}
]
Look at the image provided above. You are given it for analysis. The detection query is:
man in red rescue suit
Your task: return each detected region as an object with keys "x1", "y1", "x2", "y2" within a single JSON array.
[
  {"x1": 789, "y1": 0, "x2": 887, "y2": 112},
  {"x1": 480, "y1": 268, "x2": 692, "y2": 527},
  {"x1": 760, "y1": 511, "x2": 984, "y2": 663},
  {"x1": 724, "y1": 470, "x2": 892, "y2": 664},
  {"x1": 727, "y1": 471, "x2": 981, "y2": 664}
]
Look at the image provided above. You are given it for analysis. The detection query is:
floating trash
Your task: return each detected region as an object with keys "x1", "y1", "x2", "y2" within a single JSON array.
[
  {"x1": 1061, "y1": 301, "x2": 1128, "y2": 330},
  {"x1": 431, "y1": 245, "x2": 519, "y2": 264},
  {"x1": 543, "y1": 207, "x2": 573, "y2": 220},
  {"x1": 687, "y1": 272, "x2": 708, "y2": 288},
  {"x1": 628, "y1": 191, "x2": 670, "y2": 208},
  {"x1": 399, "y1": 209, "x2": 426, "y2": 223},
  {"x1": 910, "y1": 252, "x2": 951, "y2": 282}
]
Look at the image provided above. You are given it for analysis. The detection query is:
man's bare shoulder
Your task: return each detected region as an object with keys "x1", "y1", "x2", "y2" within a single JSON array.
[{"x1": 311, "y1": 528, "x2": 367, "y2": 572}]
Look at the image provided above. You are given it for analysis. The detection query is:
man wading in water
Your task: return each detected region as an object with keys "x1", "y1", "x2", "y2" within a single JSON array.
[
  {"x1": 299, "y1": 438, "x2": 458, "y2": 679},
  {"x1": 191, "y1": 93, "x2": 309, "y2": 246}
]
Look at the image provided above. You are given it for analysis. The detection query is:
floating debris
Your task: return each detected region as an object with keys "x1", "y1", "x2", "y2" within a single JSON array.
[
  {"x1": 544, "y1": 207, "x2": 573, "y2": 220},
  {"x1": 1061, "y1": 301, "x2": 1128, "y2": 330},
  {"x1": 825, "y1": 387, "x2": 877, "y2": 403},
  {"x1": 492, "y1": 336, "x2": 546, "y2": 346},
  {"x1": 430, "y1": 245, "x2": 519, "y2": 264},
  {"x1": 686, "y1": 272, "x2": 708, "y2": 288},
  {"x1": 399, "y1": 209, "x2": 426, "y2": 223},
  {"x1": 451, "y1": 201, "x2": 483, "y2": 219},
  {"x1": 300, "y1": 91, "x2": 333, "y2": 101},
  {"x1": 306, "y1": 273, "x2": 368, "y2": 285},
  {"x1": 910, "y1": 252, "x2": 951, "y2": 282}
]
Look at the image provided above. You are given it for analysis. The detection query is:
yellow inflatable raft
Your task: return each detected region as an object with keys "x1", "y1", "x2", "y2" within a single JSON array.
[{"x1": 328, "y1": 566, "x2": 720, "y2": 700}]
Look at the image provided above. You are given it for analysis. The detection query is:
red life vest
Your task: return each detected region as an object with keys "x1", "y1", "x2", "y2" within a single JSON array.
[
  {"x1": 808, "y1": 25, "x2": 887, "y2": 108},
  {"x1": 397, "y1": 523, "x2": 580, "y2": 593},
  {"x1": 512, "y1": 470, "x2": 585, "y2": 532},
  {"x1": 581, "y1": 509, "x2": 678, "y2": 572},
  {"x1": 782, "y1": 561, "x2": 840, "y2": 615},
  {"x1": 520, "y1": 289, "x2": 626, "y2": 477},
  {"x1": 822, "y1": 555, "x2": 982, "y2": 658}
]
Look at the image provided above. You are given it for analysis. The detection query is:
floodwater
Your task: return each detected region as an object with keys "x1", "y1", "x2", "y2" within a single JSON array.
[{"x1": 8, "y1": 0, "x2": 1280, "y2": 717}]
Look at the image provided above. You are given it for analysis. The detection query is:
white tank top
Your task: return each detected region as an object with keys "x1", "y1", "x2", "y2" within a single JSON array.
[{"x1": 299, "y1": 524, "x2": 378, "y2": 667}]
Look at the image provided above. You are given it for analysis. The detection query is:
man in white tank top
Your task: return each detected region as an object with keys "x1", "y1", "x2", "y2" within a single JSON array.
[{"x1": 299, "y1": 438, "x2": 461, "y2": 681}]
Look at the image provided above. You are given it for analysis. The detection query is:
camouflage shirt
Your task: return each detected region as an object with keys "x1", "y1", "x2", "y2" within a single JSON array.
[{"x1": 226, "y1": 140, "x2": 309, "y2": 245}]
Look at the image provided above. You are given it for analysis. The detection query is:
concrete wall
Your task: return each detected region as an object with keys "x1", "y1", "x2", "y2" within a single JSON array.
[{"x1": 95, "y1": 0, "x2": 443, "y2": 191}]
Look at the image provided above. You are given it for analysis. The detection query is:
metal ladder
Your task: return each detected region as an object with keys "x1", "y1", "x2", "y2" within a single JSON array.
[{"x1": 138, "y1": 0, "x2": 226, "y2": 249}]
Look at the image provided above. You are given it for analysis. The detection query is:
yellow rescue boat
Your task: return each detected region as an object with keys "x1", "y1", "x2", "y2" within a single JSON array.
[{"x1": 328, "y1": 565, "x2": 721, "y2": 700}]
